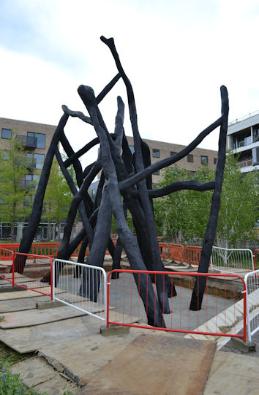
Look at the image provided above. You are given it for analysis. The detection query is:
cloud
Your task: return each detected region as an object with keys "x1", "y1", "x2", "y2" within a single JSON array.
[{"x1": 0, "y1": 0, "x2": 259, "y2": 157}]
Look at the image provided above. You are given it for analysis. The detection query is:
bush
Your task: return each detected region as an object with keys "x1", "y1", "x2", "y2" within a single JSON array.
[{"x1": 0, "y1": 367, "x2": 40, "y2": 394}]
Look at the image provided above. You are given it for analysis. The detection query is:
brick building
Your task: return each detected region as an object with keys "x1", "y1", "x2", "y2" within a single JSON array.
[{"x1": 127, "y1": 136, "x2": 218, "y2": 184}]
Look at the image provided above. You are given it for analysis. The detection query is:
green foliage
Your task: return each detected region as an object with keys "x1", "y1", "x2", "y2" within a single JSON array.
[
  {"x1": 154, "y1": 156, "x2": 258, "y2": 245},
  {"x1": 43, "y1": 159, "x2": 73, "y2": 223},
  {"x1": 0, "y1": 342, "x2": 40, "y2": 395},
  {"x1": 217, "y1": 155, "x2": 258, "y2": 245},
  {"x1": 0, "y1": 139, "x2": 33, "y2": 225},
  {"x1": 0, "y1": 368, "x2": 41, "y2": 395},
  {"x1": 0, "y1": 342, "x2": 73, "y2": 395},
  {"x1": 154, "y1": 166, "x2": 213, "y2": 242}
]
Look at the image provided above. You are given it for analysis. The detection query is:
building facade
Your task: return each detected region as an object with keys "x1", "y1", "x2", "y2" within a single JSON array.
[
  {"x1": 127, "y1": 136, "x2": 218, "y2": 184},
  {"x1": 0, "y1": 117, "x2": 56, "y2": 240},
  {"x1": 0, "y1": 117, "x2": 56, "y2": 177},
  {"x1": 227, "y1": 112, "x2": 259, "y2": 173}
]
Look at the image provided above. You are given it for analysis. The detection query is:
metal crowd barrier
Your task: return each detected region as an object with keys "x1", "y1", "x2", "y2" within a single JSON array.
[
  {"x1": 211, "y1": 246, "x2": 254, "y2": 272},
  {"x1": 0, "y1": 249, "x2": 53, "y2": 298},
  {"x1": 245, "y1": 270, "x2": 259, "y2": 344},
  {"x1": 53, "y1": 259, "x2": 107, "y2": 321},
  {"x1": 106, "y1": 269, "x2": 247, "y2": 342}
]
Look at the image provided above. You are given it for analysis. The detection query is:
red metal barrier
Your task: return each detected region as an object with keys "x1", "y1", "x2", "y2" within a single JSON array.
[
  {"x1": 182, "y1": 245, "x2": 202, "y2": 266},
  {"x1": 168, "y1": 243, "x2": 184, "y2": 263},
  {"x1": 0, "y1": 242, "x2": 59, "y2": 259},
  {"x1": 106, "y1": 269, "x2": 247, "y2": 342},
  {"x1": 0, "y1": 251, "x2": 53, "y2": 299},
  {"x1": 13, "y1": 252, "x2": 53, "y2": 298},
  {"x1": 0, "y1": 248, "x2": 14, "y2": 285}
]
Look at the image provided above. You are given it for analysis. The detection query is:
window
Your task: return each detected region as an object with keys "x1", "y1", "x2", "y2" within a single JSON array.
[
  {"x1": 27, "y1": 132, "x2": 46, "y2": 148},
  {"x1": 26, "y1": 152, "x2": 45, "y2": 169},
  {"x1": 253, "y1": 127, "x2": 259, "y2": 143},
  {"x1": 1, "y1": 128, "x2": 12, "y2": 139},
  {"x1": 24, "y1": 174, "x2": 40, "y2": 186},
  {"x1": 152, "y1": 148, "x2": 160, "y2": 158},
  {"x1": 1, "y1": 151, "x2": 10, "y2": 160},
  {"x1": 25, "y1": 174, "x2": 33, "y2": 185},
  {"x1": 187, "y1": 154, "x2": 193, "y2": 163},
  {"x1": 170, "y1": 151, "x2": 177, "y2": 157},
  {"x1": 214, "y1": 157, "x2": 217, "y2": 165},
  {"x1": 153, "y1": 170, "x2": 160, "y2": 175},
  {"x1": 201, "y1": 155, "x2": 208, "y2": 165},
  {"x1": 34, "y1": 153, "x2": 45, "y2": 169}
]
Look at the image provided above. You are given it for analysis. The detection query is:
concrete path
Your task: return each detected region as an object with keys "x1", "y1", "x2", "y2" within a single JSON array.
[
  {"x1": 204, "y1": 351, "x2": 259, "y2": 395},
  {"x1": 0, "y1": 295, "x2": 50, "y2": 313},
  {"x1": 79, "y1": 334, "x2": 216, "y2": 395},
  {"x1": 0, "y1": 283, "x2": 259, "y2": 394},
  {"x1": 11, "y1": 357, "x2": 78, "y2": 395}
]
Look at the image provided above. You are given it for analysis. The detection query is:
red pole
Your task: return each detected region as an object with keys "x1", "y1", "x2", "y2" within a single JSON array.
[
  {"x1": 50, "y1": 257, "x2": 53, "y2": 301},
  {"x1": 11, "y1": 252, "x2": 15, "y2": 287},
  {"x1": 106, "y1": 272, "x2": 111, "y2": 328}
]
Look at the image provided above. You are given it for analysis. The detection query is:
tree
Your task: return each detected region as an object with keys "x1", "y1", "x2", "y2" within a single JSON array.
[
  {"x1": 43, "y1": 158, "x2": 73, "y2": 222},
  {"x1": 155, "y1": 155, "x2": 258, "y2": 246},
  {"x1": 0, "y1": 138, "x2": 34, "y2": 239},
  {"x1": 217, "y1": 154, "x2": 258, "y2": 246}
]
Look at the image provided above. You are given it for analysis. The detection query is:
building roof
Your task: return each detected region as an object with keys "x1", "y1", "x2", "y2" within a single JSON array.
[{"x1": 228, "y1": 112, "x2": 259, "y2": 135}]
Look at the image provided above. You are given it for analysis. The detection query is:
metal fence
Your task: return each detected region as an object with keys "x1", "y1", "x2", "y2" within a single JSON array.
[
  {"x1": 245, "y1": 270, "x2": 259, "y2": 344},
  {"x1": 211, "y1": 246, "x2": 254, "y2": 272},
  {"x1": 0, "y1": 250, "x2": 53, "y2": 298},
  {"x1": 0, "y1": 247, "x2": 14, "y2": 285},
  {"x1": 12, "y1": 252, "x2": 53, "y2": 298},
  {"x1": 106, "y1": 269, "x2": 247, "y2": 342},
  {"x1": 53, "y1": 259, "x2": 107, "y2": 321}
]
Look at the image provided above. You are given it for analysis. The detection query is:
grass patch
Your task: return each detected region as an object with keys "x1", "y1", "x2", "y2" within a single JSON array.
[
  {"x1": 0, "y1": 341, "x2": 45, "y2": 394},
  {"x1": 0, "y1": 342, "x2": 74, "y2": 394},
  {"x1": 0, "y1": 341, "x2": 31, "y2": 368},
  {"x1": 0, "y1": 368, "x2": 42, "y2": 394}
]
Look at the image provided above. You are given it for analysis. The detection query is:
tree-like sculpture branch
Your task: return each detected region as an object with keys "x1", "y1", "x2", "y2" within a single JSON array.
[{"x1": 16, "y1": 36, "x2": 229, "y2": 325}]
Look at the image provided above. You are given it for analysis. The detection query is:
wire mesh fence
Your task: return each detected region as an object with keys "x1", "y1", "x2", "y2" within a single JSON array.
[
  {"x1": 245, "y1": 270, "x2": 259, "y2": 343},
  {"x1": 107, "y1": 269, "x2": 247, "y2": 342},
  {"x1": 53, "y1": 259, "x2": 107, "y2": 321},
  {"x1": 211, "y1": 246, "x2": 254, "y2": 272}
]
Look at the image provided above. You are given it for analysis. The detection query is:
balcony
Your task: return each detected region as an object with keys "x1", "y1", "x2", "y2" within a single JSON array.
[
  {"x1": 238, "y1": 159, "x2": 253, "y2": 168},
  {"x1": 16, "y1": 135, "x2": 37, "y2": 149},
  {"x1": 233, "y1": 136, "x2": 252, "y2": 149}
]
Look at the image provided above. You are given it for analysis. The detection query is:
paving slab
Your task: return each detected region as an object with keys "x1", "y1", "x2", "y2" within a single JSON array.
[
  {"x1": 39, "y1": 331, "x2": 143, "y2": 385},
  {"x1": 0, "y1": 295, "x2": 50, "y2": 313},
  {"x1": 0, "y1": 316, "x2": 100, "y2": 353},
  {"x1": 0, "y1": 312, "x2": 140, "y2": 354},
  {"x1": 80, "y1": 334, "x2": 216, "y2": 395},
  {"x1": 0, "y1": 301, "x2": 115, "y2": 329},
  {"x1": 204, "y1": 351, "x2": 259, "y2": 395},
  {"x1": 0, "y1": 288, "x2": 52, "y2": 300},
  {"x1": 0, "y1": 305, "x2": 93, "y2": 328},
  {"x1": 11, "y1": 356, "x2": 78, "y2": 395}
]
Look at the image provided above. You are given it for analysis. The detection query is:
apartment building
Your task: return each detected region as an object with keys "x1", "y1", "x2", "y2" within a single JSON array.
[
  {"x1": 227, "y1": 112, "x2": 259, "y2": 173},
  {"x1": 0, "y1": 116, "x2": 218, "y2": 193},
  {"x1": 127, "y1": 136, "x2": 218, "y2": 183},
  {"x1": 0, "y1": 117, "x2": 56, "y2": 184},
  {"x1": 0, "y1": 117, "x2": 56, "y2": 240}
]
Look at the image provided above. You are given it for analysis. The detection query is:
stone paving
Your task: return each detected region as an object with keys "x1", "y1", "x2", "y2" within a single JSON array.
[{"x1": 0, "y1": 275, "x2": 258, "y2": 394}]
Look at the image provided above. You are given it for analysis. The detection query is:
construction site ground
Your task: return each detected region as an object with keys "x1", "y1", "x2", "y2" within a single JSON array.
[{"x1": 0, "y1": 272, "x2": 258, "y2": 394}]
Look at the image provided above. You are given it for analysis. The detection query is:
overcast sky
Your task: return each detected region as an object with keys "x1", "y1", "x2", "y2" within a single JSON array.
[{"x1": 0, "y1": 0, "x2": 259, "y2": 158}]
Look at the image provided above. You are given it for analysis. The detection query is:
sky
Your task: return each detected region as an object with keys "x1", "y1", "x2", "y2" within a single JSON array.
[{"x1": 0, "y1": 0, "x2": 259, "y2": 161}]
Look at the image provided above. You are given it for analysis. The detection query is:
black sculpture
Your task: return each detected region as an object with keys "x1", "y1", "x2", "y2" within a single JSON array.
[{"x1": 16, "y1": 36, "x2": 229, "y2": 325}]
